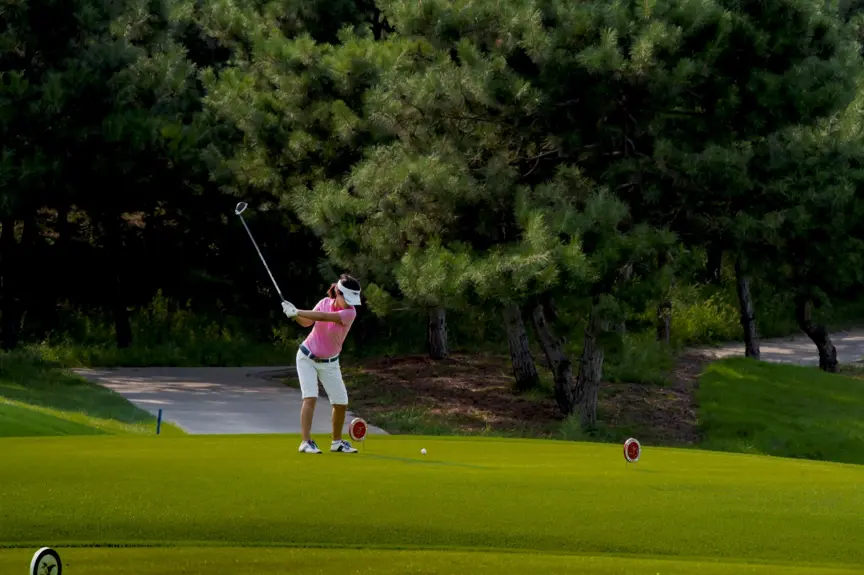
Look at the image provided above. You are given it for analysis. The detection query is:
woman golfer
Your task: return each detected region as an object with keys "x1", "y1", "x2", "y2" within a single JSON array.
[{"x1": 281, "y1": 274, "x2": 362, "y2": 454}]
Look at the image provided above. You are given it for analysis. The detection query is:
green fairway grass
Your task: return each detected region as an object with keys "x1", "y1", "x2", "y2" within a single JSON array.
[
  {"x1": 1, "y1": 547, "x2": 862, "y2": 575},
  {"x1": 697, "y1": 358, "x2": 864, "y2": 464},
  {"x1": 0, "y1": 352, "x2": 183, "y2": 437},
  {"x1": 1, "y1": 435, "x2": 863, "y2": 573}
]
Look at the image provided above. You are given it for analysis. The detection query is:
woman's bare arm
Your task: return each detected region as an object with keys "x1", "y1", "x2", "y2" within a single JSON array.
[
  {"x1": 296, "y1": 310, "x2": 347, "y2": 326},
  {"x1": 294, "y1": 316, "x2": 315, "y2": 328}
]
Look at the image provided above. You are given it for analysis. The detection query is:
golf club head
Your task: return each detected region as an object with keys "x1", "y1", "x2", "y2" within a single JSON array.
[{"x1": 235, "y1": 201, "x2": 248, "y2": 215}]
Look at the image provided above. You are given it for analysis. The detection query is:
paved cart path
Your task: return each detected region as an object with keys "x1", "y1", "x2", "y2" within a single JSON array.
[
  {"x1": 74, "y1": 330, "x2": 864, "y2": 435},
  {"x1": 73, "y1": 366, "x2": 387, "y2": 436},
  {"x1": 689, "y1": 329, "x2": 864, "y2": 365}
]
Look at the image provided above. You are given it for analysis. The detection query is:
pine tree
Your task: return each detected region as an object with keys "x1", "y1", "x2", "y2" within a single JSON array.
[
  {"x1": 362, "y1": 0, "x2": 860, "y2": 418},
  {"x1": 1, "y1": 0, "x2": 229, "y2": 347},
  {"x1": 596, "y1": 0, "x2": 864, "y2": 359},
  {"x1": 744, "y1": 98, "x2": 864, "y2": 371},
  {"x1": 204, "y1": 0, "x2": 864, "y2": 424},
  {"x1": 292, "y1": 9, "x2": 675, "y2": 413},
  {"x1": 200, "y1": 5, "x2": 458, "y2": 355}
]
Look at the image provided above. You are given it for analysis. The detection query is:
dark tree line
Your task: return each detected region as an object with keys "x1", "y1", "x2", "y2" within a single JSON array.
[{"x1": 4, "y1": 0, "x2": 864, "y2": 428}]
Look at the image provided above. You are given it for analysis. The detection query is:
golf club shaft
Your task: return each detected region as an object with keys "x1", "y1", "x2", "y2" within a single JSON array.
[{"x1": 236, "y1": 213, "x2": 285, "y2": 301}]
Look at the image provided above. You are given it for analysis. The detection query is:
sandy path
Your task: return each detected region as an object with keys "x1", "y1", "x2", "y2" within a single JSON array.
[{"x1": 74, "y1": 366, "x2": 387, "y2": 437}]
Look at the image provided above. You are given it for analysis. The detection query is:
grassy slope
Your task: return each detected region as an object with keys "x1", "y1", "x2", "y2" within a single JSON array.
[
  {"x1": 1, "y1": 435, "x2": 863, "y2": 571},
  {"x1": 696, "y1": 358, "x2": 864, "y2": 464},
  {"x1": 0, "y1": 353, "x2": 183, "y2": 437}
]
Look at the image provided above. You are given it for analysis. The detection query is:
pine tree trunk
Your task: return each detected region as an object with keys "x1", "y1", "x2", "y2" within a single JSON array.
[
  {"x1": 1, "y1": 217, "x2": 36, "y2": 349},
  {"x1": 538, "y1": 297, "x2": 559, "y2": 372},
  {"x1": 656, "y1": 301, "x2": 672, "y2": 344},
  {"x1": 656, "y1": 252, "x2": 672, "y2": 344},
  {"x1": 19, "y1": 217, "x2": 39, "y2": 336},
  {"x1": 107, "y1": 217, "x2": 132, "y2": 349},
  {"x1": 575, "y1": 311, "x2": 605, "y2": 430},
  {"x1": 427, "y1": 307, "x2": 448, "y2": 360},
  {"x1": 531, "y1": 300, "x2": 576, "y2": 414},
  {"x1": 795, "y1": 296, "x2": 838, "y2": 372},
  {"x1": 113, "y1": 271, "x2": 132, "y2": 349},
  {"x1": 56, "y1": 203, "x2": 70, "y2": 252},
  {"x1": 52, "y1": 203, "x2": 70, "y2": 326},
  {"x1": 706, "y1": 243, "x2": 723, "y2": 284},
  {"x1": 734, "y1": 255, "x2": 760, "y2": 359},
  {"x1": 502, "y1": 302, "x2": 539, "y2": 392},
  {"x1": 0, "y1": 217, "x2": 20, "y2": 350},
  {"x1": 371, "y1": 6, "x2": 391, "y2": 40},
  {"x1": 615, "y1": 263, "x2": 632, "y2": 336}
]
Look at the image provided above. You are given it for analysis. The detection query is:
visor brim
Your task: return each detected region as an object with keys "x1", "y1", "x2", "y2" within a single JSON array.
[{"x1": 342, "y1": 292, "x2": 361, "y2": 306}]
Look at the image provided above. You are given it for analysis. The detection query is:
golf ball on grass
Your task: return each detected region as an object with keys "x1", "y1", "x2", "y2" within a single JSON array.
[{"x1": 421, "y1": 448, "x2": 427, "y2": 455}]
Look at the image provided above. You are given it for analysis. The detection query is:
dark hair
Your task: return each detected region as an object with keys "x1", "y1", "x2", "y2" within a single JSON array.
[{"x1": 328, "y1": 273, "x2": 361, "y2": 299}]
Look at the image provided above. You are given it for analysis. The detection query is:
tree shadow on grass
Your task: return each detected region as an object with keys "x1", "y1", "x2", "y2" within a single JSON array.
[
  {"x1": 0, "y1": 351, "x2": 155, "y2": 425},
  {"x1": 697, "y1": 357, "x2": 864, "y2": 465}
]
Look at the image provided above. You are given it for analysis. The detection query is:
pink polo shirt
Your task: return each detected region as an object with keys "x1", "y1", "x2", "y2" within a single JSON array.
[{"x1": 302, "y1": 297, "x2": 357, "y2": 358}]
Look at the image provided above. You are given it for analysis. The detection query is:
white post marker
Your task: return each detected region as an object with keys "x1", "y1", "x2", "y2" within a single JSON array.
[
  {"x1": 623, "y1": 437, "x2": 642, "y2": 468},
  {"x1": 349, "y1": 417, "x2": 368, "y2": 451},
  {"x1": 30, "y1": 547, "x2": 61, "y2": 575}
]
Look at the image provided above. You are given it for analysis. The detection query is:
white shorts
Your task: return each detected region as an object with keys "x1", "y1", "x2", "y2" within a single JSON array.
[{"x1": 295, "y1": 348, "x2": 348, "y2": 405}]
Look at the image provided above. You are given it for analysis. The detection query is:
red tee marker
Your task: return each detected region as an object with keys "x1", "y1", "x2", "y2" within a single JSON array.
[
  {"x1": 624, "y1": 437, "x2": 641, "y2": 464},
  {"x1": 349, "y1": 418, "x2": 368, "y2": 442}
]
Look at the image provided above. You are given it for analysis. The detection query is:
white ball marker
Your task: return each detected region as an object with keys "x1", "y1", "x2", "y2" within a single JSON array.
[{"x1": 30, "y1": 547, "x2": 62, "y2": 575}]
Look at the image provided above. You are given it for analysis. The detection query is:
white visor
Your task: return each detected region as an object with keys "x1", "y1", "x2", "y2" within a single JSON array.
[{"x1": 337, "y1": 280, "x2": 362, "y2": 306}]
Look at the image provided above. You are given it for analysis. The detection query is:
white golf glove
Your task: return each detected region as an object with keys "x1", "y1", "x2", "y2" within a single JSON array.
[{"x1": 281, "y1": 301, "x2": 298, "y2": 318}]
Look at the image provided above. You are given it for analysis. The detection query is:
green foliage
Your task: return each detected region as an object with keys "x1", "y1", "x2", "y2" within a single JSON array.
[
  {"x1": 697, "y1": 358, "x2": 864, "y2": 464},
  {"x1": 291, "y1": 13, "x2": 678, "y2": 332},
  {"x1": 744, "y1": 90, "x2": 864, "y2": 313},
  {"x1": 344, "y1": 305, "x2": 517, "y2": 359},
  {"x1": 603, "y1": 332, "x2": 676, "y2": 385},
  {"x1": 3, "y1": 0, "x2": 864, "y2": 398},
  {"x1": 667, "y1": 283, "x2": 743, "y2": 345},
  {"x1": 0, "y1": 0, "x2": 278, "y2": 350},
  {"x1": 35, "y1": 291, "x2": 299, "y2": 367},
  {"x1": 664, "y1": 279, "x2": 864, "y2": 346}
]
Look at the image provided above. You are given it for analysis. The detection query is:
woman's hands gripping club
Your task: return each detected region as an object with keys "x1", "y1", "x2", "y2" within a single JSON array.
[{"x1": 282, "y1": 301, "x2": 298, "y2": 318}]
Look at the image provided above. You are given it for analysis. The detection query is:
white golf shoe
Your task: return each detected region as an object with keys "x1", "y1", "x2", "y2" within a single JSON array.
[
  {"x1": 298, "y1": 439, "x2": 322, "y2": 454},
  {"x1": 331, "y1": 439, "x2": 358, "y2": 453}
]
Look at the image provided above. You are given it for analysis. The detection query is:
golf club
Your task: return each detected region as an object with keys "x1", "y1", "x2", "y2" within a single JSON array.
[{"x1": 234, "y1": 201, "x2": 285, "y2": 301}]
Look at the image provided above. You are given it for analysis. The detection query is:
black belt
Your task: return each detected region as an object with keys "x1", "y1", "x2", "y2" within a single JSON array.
[{"x1": 300, "y1": 345, "x2": 339, "y2": 363}]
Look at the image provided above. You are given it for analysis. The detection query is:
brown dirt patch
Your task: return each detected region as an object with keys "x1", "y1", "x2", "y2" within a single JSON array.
[
  {"x1": 346, "y1": 353, "x2": 564, "y2": 435},
  {"x1": 337, "y1": 351, "x2": 712, "y2": 443},
  {"x1": 596, "y1": 352, "x2": 709, "y2": 445}
]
